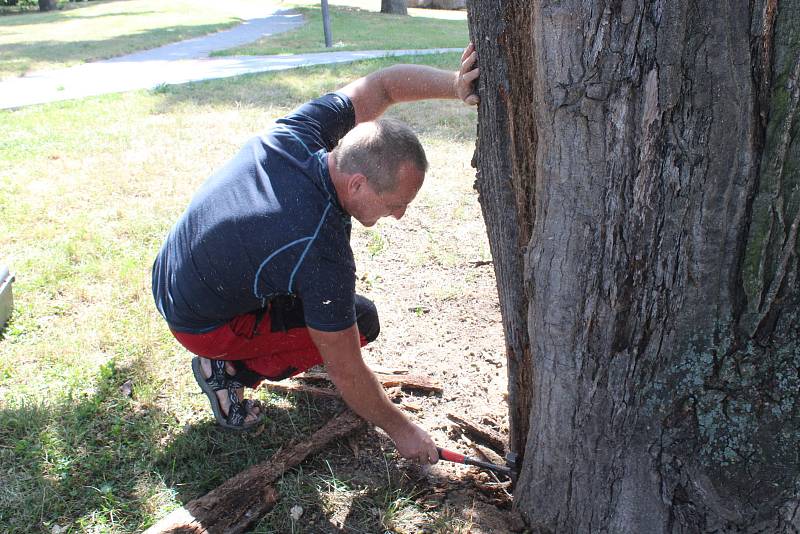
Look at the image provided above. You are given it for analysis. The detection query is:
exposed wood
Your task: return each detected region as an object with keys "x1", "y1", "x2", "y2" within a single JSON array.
[
  {"x1": 447, "y1": 412, "x2": 506, "y2": 455},
  {"x1": 296, "y1": 370, "x2": 443, "y2": 394},
  {"x1": 465, "y1": 0, "x2": 533, "y2": 460},
  {"x1": 144, "y1": 410, "x2": 367, "y2": 534}
]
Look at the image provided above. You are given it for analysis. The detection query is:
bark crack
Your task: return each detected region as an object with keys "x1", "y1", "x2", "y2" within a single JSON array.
[{"x1": 753, "y1": 51, "x2": 800, "y2": 338}]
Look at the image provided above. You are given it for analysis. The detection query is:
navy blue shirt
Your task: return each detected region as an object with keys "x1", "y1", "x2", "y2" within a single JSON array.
[{"x1": 152, "y1": 93, "x2": 357, "y2": 334}]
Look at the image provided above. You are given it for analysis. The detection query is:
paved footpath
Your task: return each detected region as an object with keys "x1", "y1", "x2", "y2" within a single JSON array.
[{"x1": 0, "y1": 5, "x2": 459, "y2": 110}]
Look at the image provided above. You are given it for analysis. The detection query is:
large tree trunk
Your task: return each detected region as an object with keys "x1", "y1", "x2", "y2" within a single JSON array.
[
  {"x1": 381, "y1": 0, "x2": 408, "y2": 15},
  {"x1": 38, "y1": 0, "x2": 57, "y2": 11},
  {"x1": 467, "y1": 0, "x2": 800, "y2": 531}
]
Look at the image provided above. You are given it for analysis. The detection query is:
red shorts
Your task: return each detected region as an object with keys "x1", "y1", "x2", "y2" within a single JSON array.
[{"x1": 171, "y1": 308, "x2": 369, "y2": 384}]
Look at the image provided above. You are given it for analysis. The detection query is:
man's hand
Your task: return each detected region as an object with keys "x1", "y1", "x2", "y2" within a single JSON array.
[
  {"x1": 340, "y1": 43, "x2": 481, "y2": 123},
  {"x1": 455, "y1": 42, "x2": 480, "y2": 106},
  {"x1": 391, "y1": 420, "x2": 440, "y2": 465},
  {"x1": 308, "y1": 325, "x2": 438, "y2": 464}
]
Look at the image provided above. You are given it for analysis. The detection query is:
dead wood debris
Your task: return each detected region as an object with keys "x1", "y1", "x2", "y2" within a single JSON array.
[
  {"x1": 262, "y1": 382, "x2": 342, "y2": 399},
  {"x1": 469, "y1": 442, "x2": 504, "y2": 467},
  {"x1": 143, "y1": 409, "x2": 367, "y2": 534},
  {"x1": 262, "y1": 382, "x2": 404, "y2": 402},
  {"x1": 468, "y1": 473, "x2": 513, "y2": 509},
  {"x1": 296, "y1": 370, "x2": 443, "y2": 394},
  {"x1": 446, "y1": 413, "x2": 506, "y2": 456}
]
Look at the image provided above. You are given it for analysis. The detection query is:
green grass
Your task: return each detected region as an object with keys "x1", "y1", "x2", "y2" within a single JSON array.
[
  {"x1": 0, "y1": 53, "x2": 479, "y2": 533},
  {"x1": 213, "y1": 4, "x2": 468, "y2": 56},
  {"x1": 0, "y1": 0, "x2": 270, "y2": 80}
]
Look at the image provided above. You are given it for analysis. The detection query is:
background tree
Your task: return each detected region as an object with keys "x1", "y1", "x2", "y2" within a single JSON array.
[
  {"x1": 38, "y1": 0, "x2": 56, "y2": 11},
  {"x1": 467, "y1": 0, "x2": 800, "y2": 531},
  {"x1": 381, "y1": 0, "x2": 408, "y2": 15}
]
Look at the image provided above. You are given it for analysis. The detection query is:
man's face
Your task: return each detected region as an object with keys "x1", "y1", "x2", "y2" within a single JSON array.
[{"x1": 351, "y1": 163, "x2": 424, "y2": 227}]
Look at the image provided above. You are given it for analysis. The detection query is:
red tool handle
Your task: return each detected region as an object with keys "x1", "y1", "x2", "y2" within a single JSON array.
[{"x1": 437, "y1": 447, "x2": 466, "y2": 464}]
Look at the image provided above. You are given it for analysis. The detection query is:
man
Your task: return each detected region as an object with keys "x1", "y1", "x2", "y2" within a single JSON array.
[{"x1": 152, "y1": 44, "x2": 479, "y2": 465}]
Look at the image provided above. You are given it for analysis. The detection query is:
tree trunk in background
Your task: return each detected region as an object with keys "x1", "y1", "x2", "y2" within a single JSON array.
[
  {"x1": 38, "y1": 0, "x2": 57, "y2": 11},
  {"x1": 467, "y1": 0, "x2": 800, "y2": 531},
  {"x1": 381, "y1": 0, "x2": 408, "y2": 15}
]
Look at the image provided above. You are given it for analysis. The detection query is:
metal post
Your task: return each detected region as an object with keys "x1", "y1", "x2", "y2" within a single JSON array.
[
  {"x1": 0, "y1": 264, "x2": 14, "y2": 332},
  {"x1": 321, "y1": 0, "x2": 333, "y2": 48}
]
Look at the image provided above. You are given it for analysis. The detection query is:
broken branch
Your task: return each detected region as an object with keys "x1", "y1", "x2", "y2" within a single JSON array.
[
  {"x1": 143, "y1": 409, "x2": 367, "y2": 534},
  {"x1": 296, "y1": 370, "x2": 443, "y2": 395}
]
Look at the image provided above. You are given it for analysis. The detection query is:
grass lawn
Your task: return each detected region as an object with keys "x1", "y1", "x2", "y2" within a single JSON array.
[
  {"x1": 0, "y1": 53, "x2": 485, "y2": 533},
  {"x1": 0, "y1": 0, "x2": 272, "y2": 80},
  {"x1": 213, "y1": 2, "x2": 468, "y2": 56}
]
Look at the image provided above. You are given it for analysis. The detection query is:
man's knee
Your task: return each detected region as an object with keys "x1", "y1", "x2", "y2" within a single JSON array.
[{"x1": 355, "y1": 295, "x2": 380, "y2": 343}]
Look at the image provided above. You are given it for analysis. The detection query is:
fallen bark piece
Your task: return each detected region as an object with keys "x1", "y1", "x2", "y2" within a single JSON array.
[
  {"x1": 296, "y1": 370, "x2": 443, "y2": 394},
  {"x1": 447, "y1": 413, "x2": 506, "y2": 456},
  {"x1": 144, "y1": 409, "x2": 367, "y2": 534},
  {"x1": 402, "y1": 401, "x2": 422, "y2": 412}
]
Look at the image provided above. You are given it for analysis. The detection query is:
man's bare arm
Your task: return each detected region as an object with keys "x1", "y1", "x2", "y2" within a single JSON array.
[
  {"x1": 307, "y1": 324, "x2": 439, "y2": 464},
  {"x1": 339, "y1": 43, "x2": 479, "y2": 124}
]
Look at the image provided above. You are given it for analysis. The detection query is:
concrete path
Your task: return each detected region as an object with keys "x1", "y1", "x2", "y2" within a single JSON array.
[{"x1": 0, "y1": 5, "x2": 460, "y2": 110}]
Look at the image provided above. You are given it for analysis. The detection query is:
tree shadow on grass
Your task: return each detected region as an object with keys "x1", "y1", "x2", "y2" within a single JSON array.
[
  {"x1": 0, "y1": 354, "x2": 378, "y2": 533},
  {"x1": 0, "y1": 357, "x2": 171, "y2": 533},
  {"x1": 0, "y1": 10, "x2": 160, "y2": 27},
  {"x1": 151, "y1": 390, "x2": 466, "y2": 533},
  {"x1": 0, "y1": 348, "x2": 491, "y2": 533}
]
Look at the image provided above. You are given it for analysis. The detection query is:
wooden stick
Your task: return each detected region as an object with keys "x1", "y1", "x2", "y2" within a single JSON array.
[
  {"x1": 263, "y1": 382, "x2": 341, "y2": 399},
  {"x1": 143, "y1": 409, "x2": 367, "y2": 534},
  {"x1": 263, "y1": 382, "x2": 407, "y2": 402},
  {"x1": 447, "y1": 412, "x2": 506, "y2": 456},
  {"x1": 295, "y1": 370, "x2": 443, "y2": 394}
]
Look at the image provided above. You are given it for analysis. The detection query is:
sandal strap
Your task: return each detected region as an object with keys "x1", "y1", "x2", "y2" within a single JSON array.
[
  {"x1": 225, "y1": 386, "x2": 247, "y2": 426},
  {"x1": 207, "y1": 360, "x2": 245, "y2": 391},
  {"x1": 206, "y1": 360, "x2": 228, "y2": 391},
  {"x1": 204, "y1": 359, "x2": 258, "y2": 428}
]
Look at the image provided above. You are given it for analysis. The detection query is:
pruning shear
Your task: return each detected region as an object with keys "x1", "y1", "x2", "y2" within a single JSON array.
[{"x1": 436, "y1": 447, "x2": 519, "y2": 482}]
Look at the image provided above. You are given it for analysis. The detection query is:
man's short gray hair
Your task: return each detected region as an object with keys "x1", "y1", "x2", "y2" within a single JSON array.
[{"x1": 333, "y1": 118, "x2": 428, "y2": 193}]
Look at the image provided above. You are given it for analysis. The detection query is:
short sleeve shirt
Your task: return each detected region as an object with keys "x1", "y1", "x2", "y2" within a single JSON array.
[{"x1": 152, "y1": 93, "x2": 357, "y2": 334}]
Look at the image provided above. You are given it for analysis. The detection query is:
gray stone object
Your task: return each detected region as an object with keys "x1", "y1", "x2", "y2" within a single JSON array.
[{"x1": 0, "y1": 264, "x2": 13, "y2": 331}]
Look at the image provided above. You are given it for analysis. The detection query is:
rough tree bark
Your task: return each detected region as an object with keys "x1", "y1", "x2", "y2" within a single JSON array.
[
  {"x1": 467, "y1": 0, "x2": 800, "y2": 532},
  {"x1": 381, "y1": 0, "x2": 408, "y2": 15}
]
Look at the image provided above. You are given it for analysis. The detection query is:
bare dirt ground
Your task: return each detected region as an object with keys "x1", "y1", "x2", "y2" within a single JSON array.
[{"x1": 264, "y1": 131, "x2": 514, "y2": 533}]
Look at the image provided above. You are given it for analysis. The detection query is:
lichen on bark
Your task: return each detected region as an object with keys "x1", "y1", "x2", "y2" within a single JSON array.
[{"x1": 654, "y1": 315, "x2": 800, "y2": 523}]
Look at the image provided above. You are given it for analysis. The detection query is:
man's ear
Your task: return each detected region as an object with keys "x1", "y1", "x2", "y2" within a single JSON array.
[{"x1": 349, "y1": 173, "x2": 368, "y2": 195}]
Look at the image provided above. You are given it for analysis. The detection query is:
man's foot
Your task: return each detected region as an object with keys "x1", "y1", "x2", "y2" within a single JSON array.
[{"x1": 191, "y1": 357, "x2": 264, "y2": 430}]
